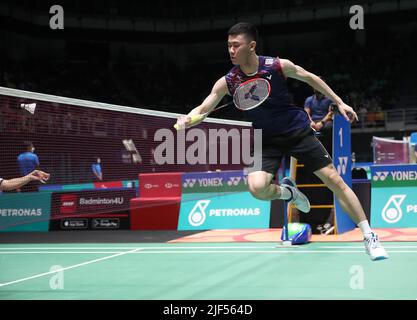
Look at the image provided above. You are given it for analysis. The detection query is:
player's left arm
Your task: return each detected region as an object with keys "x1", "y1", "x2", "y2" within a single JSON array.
[{"x1": 280, "y1": 59, "x2": 358, "y2": 122}]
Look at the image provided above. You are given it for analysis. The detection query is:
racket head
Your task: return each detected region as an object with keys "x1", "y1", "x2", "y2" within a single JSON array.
[{"x1": 232, "y1": 78, "x2": 271, "y2": 111}]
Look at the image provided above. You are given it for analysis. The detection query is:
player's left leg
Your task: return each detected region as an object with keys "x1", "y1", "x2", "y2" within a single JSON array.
[
  {"x1": 289, "y1": 129, "x2": 388, "y2": 260},
  {"x1": 314, "y1": 164, "x2": 388, "y2": 260}
]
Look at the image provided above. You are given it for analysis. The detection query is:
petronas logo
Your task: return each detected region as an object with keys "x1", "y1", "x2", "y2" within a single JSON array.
[
  {"x1": 381, "y1": 195, "x2": 406, "y2": 224},
  {"x1": 188, "y1": 200, "x2": 210, "y2": 227}
]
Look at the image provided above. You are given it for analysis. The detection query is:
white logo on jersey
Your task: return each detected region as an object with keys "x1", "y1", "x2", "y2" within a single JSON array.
[
  {"x1": 266, "y1": 75, "x2": 272, "y2": 80},
  {"x1": 265, "y1": 58, "x2": 274, "y2": 65}
]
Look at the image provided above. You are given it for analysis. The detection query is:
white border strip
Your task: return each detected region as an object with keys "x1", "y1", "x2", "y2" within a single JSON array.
[
  {"x1": 0, "y1": 246, "x2": 277, "y2": 250},
  {"x1": 373, "y1": 136, "x2": 408, "y2": 144},
  {"x1": 1, "y1": 250, "x2": 415, "y2": 255},
  {"x1": 0, "y1": 86, "x2": 251, "y2": 127}
]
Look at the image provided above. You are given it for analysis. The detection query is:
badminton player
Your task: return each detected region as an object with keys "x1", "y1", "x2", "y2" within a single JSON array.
[{"x1": 175, "y1": 22, "x2": 387, "y2": 260}]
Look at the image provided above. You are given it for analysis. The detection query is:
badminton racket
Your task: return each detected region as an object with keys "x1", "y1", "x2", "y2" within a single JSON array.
[{"x1": 174, "y1": 77, "x2": 271, "y2": 130}]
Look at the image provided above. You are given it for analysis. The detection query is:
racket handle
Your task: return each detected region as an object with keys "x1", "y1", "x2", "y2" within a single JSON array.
[{"x1": 174, "y1": 114, "x2": 205, "y2": 130}]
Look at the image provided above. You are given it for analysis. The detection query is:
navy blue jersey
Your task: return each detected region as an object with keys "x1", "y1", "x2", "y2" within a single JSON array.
[
  {"x1": 225, "y1": 56, "x2": 309, "y2": 136},
  {"x1": 304, "y1": 95, "x2": 333, "y2": 121}
]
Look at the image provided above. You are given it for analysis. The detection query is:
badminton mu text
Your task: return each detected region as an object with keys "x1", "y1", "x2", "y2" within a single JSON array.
[{"x1": 162, "y1": 304, "x2": 253, "y2": 318}]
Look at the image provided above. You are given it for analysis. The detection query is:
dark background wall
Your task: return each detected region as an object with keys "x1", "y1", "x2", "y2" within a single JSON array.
[{"x1": 1, "y1": 0, "x2": 417, "y2": 181}]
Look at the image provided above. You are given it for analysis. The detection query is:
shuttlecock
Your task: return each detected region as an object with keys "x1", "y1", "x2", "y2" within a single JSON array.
[{"x1": 20, "y1": 103, "x2": 36, "y2": 114}]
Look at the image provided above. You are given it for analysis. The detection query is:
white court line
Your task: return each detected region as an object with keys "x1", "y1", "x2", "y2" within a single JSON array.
[
  {"x1": 118, "y1": 250, "x2": 417, "y2": 254},
  {"x1": 320, "y1": 246, "x2": 417, "y2": 249},
  {"x1": 1, "y1": 250, "x2": 417, "y2": 255},
  {"x1": 0, "y1": 246, "x2": 278, "y2": 250},
  {"x1": 0, "y1": 251, "x2": 141, "y2": 254},
  {"x1": 0, "y1": 247, "x2": 142, "y2": 287}
]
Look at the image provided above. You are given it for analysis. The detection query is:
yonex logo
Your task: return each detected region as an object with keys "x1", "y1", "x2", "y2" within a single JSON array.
[
  {"x1": 373, "y1": 171, "x2": 389, "y2": 181},
  {"x1": 382, "y1": 195, "x2": 406, "y2": 224},
  {"x1": 266, "y1": 75, "x2": 272, "y2": 80},
  {"x1": 227, "y1": 177, "x2": 241, "y2": 186},
  {"x1": 188, "y1": 200, "x2": 210, "y2": 227},
  {"x1": 183, "y1": 179, "x2": 196, "y2": 188},
  {"x1": 337, "y1": 157, "x2": 349, "y2": 175}
]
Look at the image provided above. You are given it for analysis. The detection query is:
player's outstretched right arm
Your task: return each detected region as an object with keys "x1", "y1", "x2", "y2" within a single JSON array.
[
  {"x1": 281, "y1": 58, "x2": 358, "y2": 122},
  {"x1": 0, "y1": 170, "x2": 50, "y2": 191},
  {"x1": 175, "y1": 77, "x2": 228, "y2": 129}
]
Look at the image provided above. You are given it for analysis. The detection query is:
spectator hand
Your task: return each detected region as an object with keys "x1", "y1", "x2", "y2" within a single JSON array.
[
  {"x1": 309, "y1": 121, "x2": 317, "y2": 130},
  {"x1": 28, "y1": 170, "x2": 50, "y2": 183},
  {"x1": 315, "y1": 121, "x2": 324, "y2": 131}
]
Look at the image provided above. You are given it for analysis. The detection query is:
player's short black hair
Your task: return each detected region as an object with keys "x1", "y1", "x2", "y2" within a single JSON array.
[{"x1": 228, "y1": 22, "x2": 258, "y2": 42}]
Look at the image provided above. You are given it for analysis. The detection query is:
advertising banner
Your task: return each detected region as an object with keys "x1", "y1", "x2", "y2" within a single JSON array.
[
  {"x1": 333, "y1": 114, "x2": 356, "y2": 233},
  {"x1": 0, "y1": 192, "x2": 52, "y2": 232},
  {"x1": 182, "y1": 170, "x2": 248, "y2": 194},
  {"x1": 178, "y1": 192, "x2": 271, "y2": 230},
  {"x1": 49, "y1": 189, "x2": 136, "y2": 230},
  {"x1": 39, "y1": 180, "x2": 138, "y2": 192},
  {"x1": 139, "y1": 173, "x2": 182, "y2": 198},
  {"x1": 371, "y1": 164, "x2": 417, "y2": 227}
]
